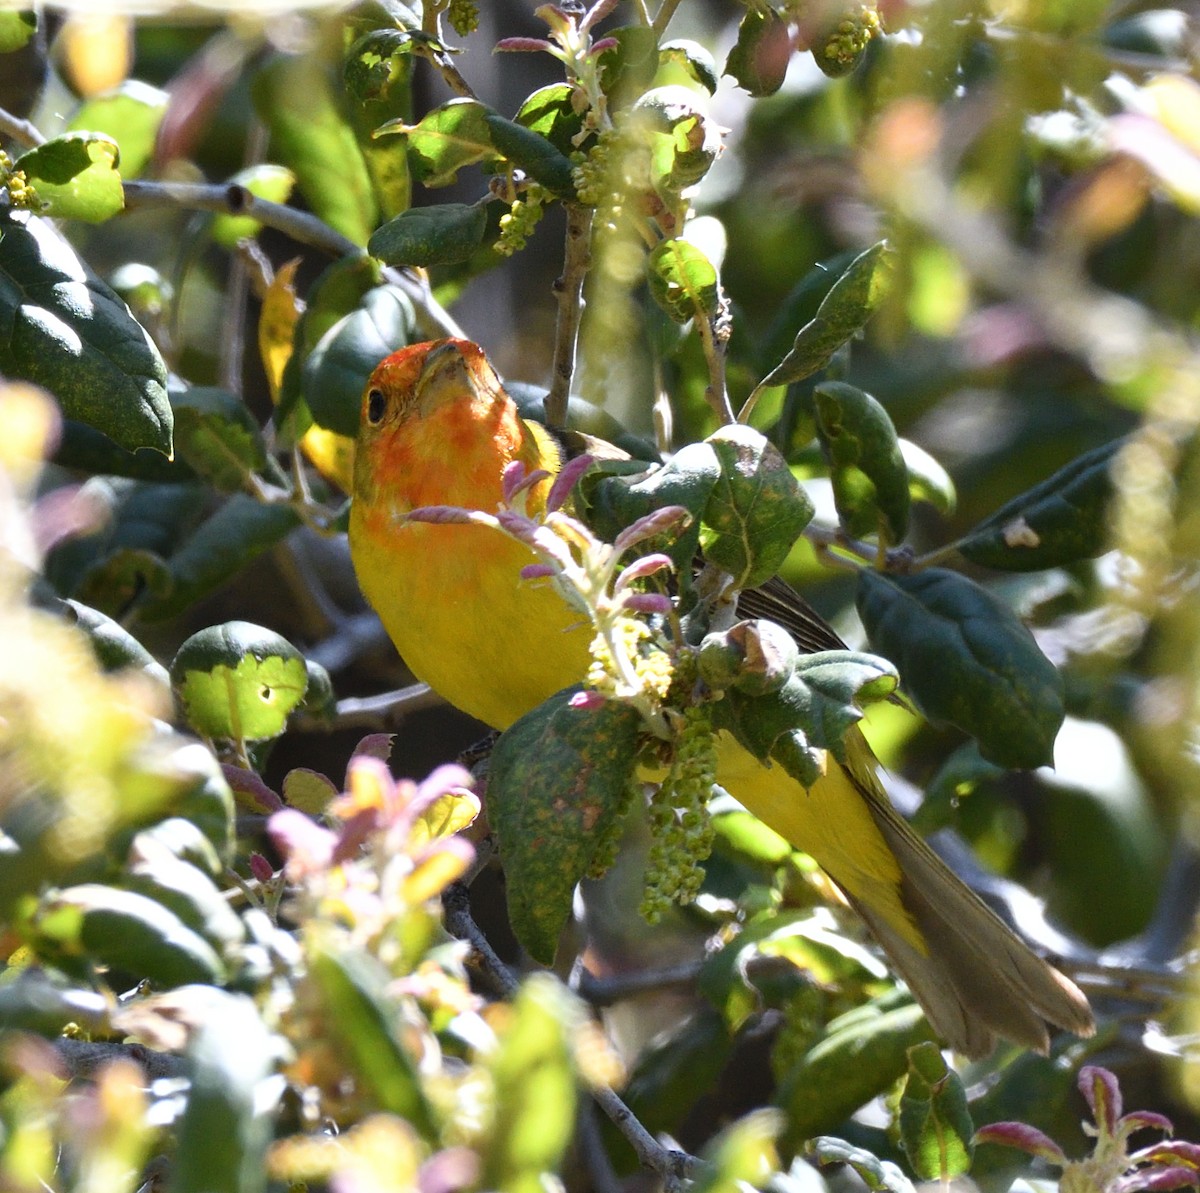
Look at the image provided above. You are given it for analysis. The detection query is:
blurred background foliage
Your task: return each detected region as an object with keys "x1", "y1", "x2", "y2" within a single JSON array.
[{"x1": 1, "y1": 1, "x2": 1200, "y2": 1191}]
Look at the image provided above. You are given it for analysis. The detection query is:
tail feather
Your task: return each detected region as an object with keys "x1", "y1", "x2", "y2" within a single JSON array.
[{"x1": 844, "y1": 763, "x2": 1095, "y2": 1058}]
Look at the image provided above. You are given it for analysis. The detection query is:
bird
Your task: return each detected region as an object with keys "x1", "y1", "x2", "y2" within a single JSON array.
[{"x1": 347, "y1": 336, "x2": 1095, "y2": 1058}]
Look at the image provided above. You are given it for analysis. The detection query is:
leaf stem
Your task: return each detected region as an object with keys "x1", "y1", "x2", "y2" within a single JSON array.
[
  {"x1": 697, "y1": 306, "x2": 734, "y2": 425},
  {"x1": 546, "y1": 202, "x2": 594, "y2": 427},
  {"x1": 0, "y1": 105, "x2": 45, "y2": 148},
  {"x1": 652, "y1": 0, "x2": 686, "y2": 37}
]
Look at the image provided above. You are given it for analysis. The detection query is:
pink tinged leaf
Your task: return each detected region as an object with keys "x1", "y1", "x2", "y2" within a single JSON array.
[
  {"x1": 587, "y1": 37, "x2": 619, "y2": 55},
  {"x1": 581, "y1": 0, "x2": 621, "y2": 31},
  {"x1": 612, "y1": 505, "x2": 692, "y2": 554},
  {"x1": 222, "y1": 764, "x2": 284, "y2": 813},
  {"x1": 546, "y1": 453, "x2": 594, "y2": 513},
  {"x1": 615, "y1": 552, "x2": 675, "y2": 589},
  {"x1": 247, "y1": 853, "x2": 275, "y2": 884},
  {"x1": 1081, "y1": 1066, "x2": 1123, "y2": 1135},
  {"x1": 419, "y1": 1147, "x2": 481, "y2": 1193},
  {"x1": 416, "y1": 763, "x2": 474, "y2": 805},
  {"x1": 568, "y1": 689, "x2": 607, "y2": 710},
  {"x1": 521, "y1": 563, "x2": 559, "y2": 580},
  {"x1": 494, "y1": 37, "x2": 556, "y2": 52},
  {"x1": 332, "y1": 808, "x2": 378, "y2": 864},
  {"x1": 494, "y1": 508, "x2": 540, "y2": 542},
  {"x1": 351, "y1": 733, "x2": 395, "y2": 765},
  {"x1": 974, "y1": 1123, "x2": 1069, "y2": 1165},
  {"x1": 268, "y1": 809, "x2": 336, "y2": 878},
  {"x1": 1132, "y1": 1144, "x2": 1200, "y2": 1169},
  {"x1": 622, "y1": 592, "x2": 674, "y2": 615},
  {"x1": 1122, "y1": 1115, "x2": 1177, "y2": 1142},
  {"x1": 1114, "y1": 1167, "x2": 1200, "y2": 1193},
  {"x1": 32, "y1": 485, "x2": 108, "y2": 554}
]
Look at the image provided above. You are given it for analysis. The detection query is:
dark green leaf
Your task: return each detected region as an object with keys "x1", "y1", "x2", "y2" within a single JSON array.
[
  {"x1": 597, "y1": 25, "x2": 660, "y2": 108},
  {"x1": 856, "y1": 568, "x2": 1065, "y2": 768},
  {"x1": 956, "y1": 439, "x2": 1119, "y2": 571},
  {"x1": 490, "y1": 689, "x2": 643, "y2": 965},
  {"x1": 17, "y1": 131, "x2": 124, "y2": 222},
  {"x1": 806, "y1": 1137, "x2": 918, "y2": 1193},
  {"x1": 814, "y1": 380, "x2": 910, "y2": 544},
  {"x1": 900, "y1": 439, "x2": 956, "y2": 516},
  {"x1": 51, "y1": 419, "x2": 194, "y2": 483},
  {"x1": 170, "y1": 621, "x2": 308, "y2": 742},
  {"x1": 135, "y1": 817, "x2": 224, "y2": 881},
  {"x1": 725, "y1": 7, "x2": 792, "y2": 96},
  {"x1": 647, "y1": 238, "x2": 720, "y2": 324},
  {"x1": 141, "y1": 496, "x2": 302, "y2": 622},
  {"x1": 64, "y1": 598, "x2": 170, "y2": 686},
  {"x1": 171, "y1": 386, "x2": 269, "y2": 491},
  {"x1": 0, "y1": 213, "x2": 171, "y2": 455},
  {"x1": 761, "y1": 249, "x2": 860, "y2": 369},
  {"x1": 172, "y1": 991, "x2": 279, "y2": 1193},
  {"x1": 0, "y1": 969, "x2": 108, "y2": 1037},
  {"x1": 759, "y1": 242, "x2": 892, "y2": 389},
  {"x1": 485, "y1": 109, "x2": 576, "y2": 198},
  {"x1": 300, "y1": 284, "x2": 416, "y2": 435},
  {"x1": 898, "y1": 1042, "x2": 974, "y2": 1181},
  {"x1": 698, "y1": 619, "x2": 800, "y2": 696},
  {"x1": 660, "y1": 39, "x2": 720, "y2": 94},
  {"x1": 515, "y1": 84, "x2": 586, "y2": 157},
  {"x1": 308, "y1": 948, "x2": 437, "y2": 1137},
  {"x1": 66, "y1": 80, "x2": 168, "y2": 179},
  {"x1": 1103, "y1": 9, "x2": 1188, "y2": 57},
  {"x1": 483, "y1": 975, "x2": 578, "y2": 1193},
  {"x1": 713, "y1": 650, "x2": 898, "y2": 788},
  {"x1": 35, "y1": 883, "x2": 227, "y2": 987},
  {"x1": 253, "y1": 53, "x2": 376, "y2": 245},
  {"x1": 368, "y1": 203, "x2": 488, "y2": 267},
  {"x1": 385, "y1": 97, "x2": 494, "y2": 187},
  {"x1": 779, "y1": 999, "x2": 933, "y2": 1149},
  {"x1": 702, "y1": 423, "x2": 814, "y2": 589}
]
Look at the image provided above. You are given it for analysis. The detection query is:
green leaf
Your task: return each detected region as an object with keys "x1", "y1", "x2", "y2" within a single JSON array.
[
  {"x1": 141, "y1": 496, "x2": 302, "y2": 622},
  {"x1": 485, "y1": 109, "x2": 576, "y2": 198},
  {"x1": 713, "y1": 650, "x2": 898, "y2": 788},
  {"x1": 778, "y1": 999, "x2": 933, "y2": 1149},
  {"x1": 725, "y1": 7, "x2": 792, "y2": 97},
  {"x1": 135, "y1": 817, "x2": 224, "y2": 881},
  {"x1": 806, "y1": 1136, "x2": 918, "y2": 1193},
  {"x1": 956, "y1": 439, "x2": 1119, "y2": 571},
  {"x1": 171, "y1": 621, "x2": 308, "y2": 742},
  {"x1": 172, "y1": 991, "x2": 279, "y2": 1193},
  {"x1": 308, "y1": 948, "x2": 437, "y2": 1138},
  {"x1": 253, "y1": 53, "x2": 377, "y2": 245},
  {"x1": 211, "y1": 163, "x2": 296, "y2": 248},
  {"x1": 368, "y1": 202, "x2": 488, "y2": 267},
  {"x1": 275, "y1": 254, "x2": 383, "y2": 435},
  {"x1": 0, "y1": 213, "x2": 171, "y2": 455},
  {"x1": 66, "y1": 80, "x2": 168, "y2": 179},
  {"x1": 0, "y1": 11, "x2": 36, "y2": 52},
  {"x1": 814, "y1": 380, "x2": 910, "y2": 544},
  {"x1": 702, "y1": 423, "x2": 814, "y2": 589},
  {"x1": 647, "y1": 238, "x2": 720, "y2": 324},
  {"x1": 17, "y1": 132, "x2": 124, "y2": 222},
  {"x1": 490, "y1": 689, "x2": 643, "y2": 965},
  {"x1": 698, "y1": 619, "x2": 800, "y2": 696},
  {"x1": 900, "y1": 438, "x2": 957, "y2": 516},
  {"x1": 385, "y1": 97, "x2": 494, "y2": 188},
  {"x1": 64, "y1": 598, "x2": 170, "y2": 686},
  {"x1": 597, "y1": 24, "x2": 661, "y2": 109},
  {"x1": 483, "y1": 975, "x2": 578, "y2": 1193},
  {"x1": 35, "y1": 883, "x2": 227, "y2": 987},
  {"x1": 898, "y1": 1042, "x2": 975, "y2": 1181},
  {"x1": 856, "y1": 568, "x2": 1065, "y2": 768},
  {"x1": 633, "y1": 86, "x2": 723, "y2": 191},
  {"x1": 125, "y1": 832, "x2": 246, "y2": 955},
  {"x1": 660, "y1": 39, "x2": 720, "y2": 94},
  {"x1": 52, "y1": 419, "x2": 193, "y2": 483},
  {"x1": 171, "y1": 386, "x2": 269, "y2": 491},
  {"x1": 515, "y1": 84, "x2": 586, "y2": 157},
  {"x1": 300, "y1": 284, "x2": 416, "y2": 435},
  {"x1": 759, "y1": 242, "x2": 892, "y2": 389}
]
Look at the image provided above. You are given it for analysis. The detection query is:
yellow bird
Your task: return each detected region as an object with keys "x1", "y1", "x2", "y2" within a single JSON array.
[{"x1": 348, "y1": 337, "x2": 1094, "y2": 1058}]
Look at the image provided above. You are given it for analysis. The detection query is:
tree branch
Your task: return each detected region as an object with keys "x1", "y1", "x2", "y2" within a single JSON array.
[{"x1": 546, "y1": 203, "x2": 594, "y2": 427}]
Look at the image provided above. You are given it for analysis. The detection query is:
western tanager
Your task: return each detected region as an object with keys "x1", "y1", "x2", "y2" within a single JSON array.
[{"x1": 348, "y1": 337, "x2": 1094, "y2": 1058}]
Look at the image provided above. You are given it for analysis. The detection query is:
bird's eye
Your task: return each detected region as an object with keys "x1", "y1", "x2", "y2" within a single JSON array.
[{"x1": 366, "y1": 388, "x2": 386, "y2": 424}]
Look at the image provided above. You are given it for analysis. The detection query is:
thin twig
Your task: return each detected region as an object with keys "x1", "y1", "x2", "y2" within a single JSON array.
[
  {"x1": 0, "y1": 105, "x2": 45, "y2": 148},
  {"x1": 574, "y1": 960, "x2": 703, "y2": 1007},
  {"x1": 546, "y1": 203, "x2": 594, "y2": 427},
  {"x1": 442, "y1": 881, "x2": 521, "y2": 998},
  {"x1": 576, "y1": 1100, "x2": 625, "y2": 1193},
  {"x1": 652, "y1": 0, "x2": 686, "y2": 37},
  {"x1": 591, "y1": 1083, "x2": 707, "y2": 1189},
  {"x1": 696, "y1": 303, "x2": 734, "y2": 425}
]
